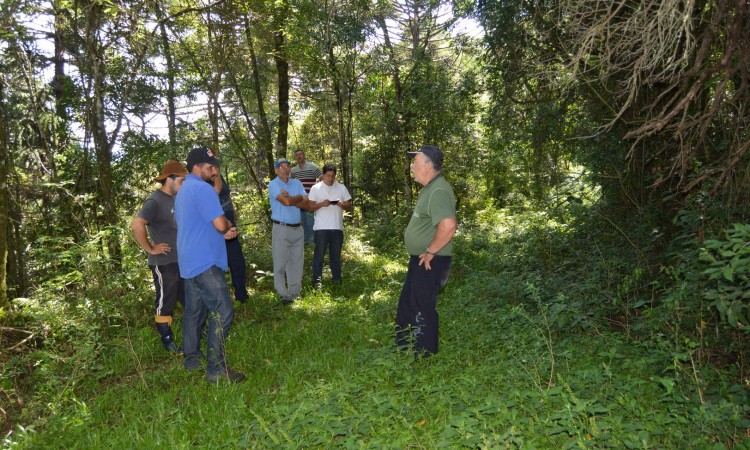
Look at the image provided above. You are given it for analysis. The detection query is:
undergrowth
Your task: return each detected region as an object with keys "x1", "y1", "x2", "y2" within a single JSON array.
[{"x1": 1, "y1": 207, "x2": 749, "y2": 448}]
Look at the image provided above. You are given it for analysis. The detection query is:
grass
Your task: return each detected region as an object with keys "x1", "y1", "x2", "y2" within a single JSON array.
[{"x1": 3, "y1": 215, "x2": 749, "y2": 449}]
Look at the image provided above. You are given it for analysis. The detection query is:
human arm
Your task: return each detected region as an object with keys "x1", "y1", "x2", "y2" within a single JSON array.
[
  {"x1": 213, "y1": 173, "x2": 222, "y2": 194},
  {"x1": 277, "y1": 180, "x2": 309, "y2": 209},
  {"x1": 418, "y1": 217, "x2": 458, "y2": 270},
  {"x1": 337, "y1": 185, "x2": 352, "y2": 211},
  {"x1": 307, "y1": 183, "x2": 351, "y2": 212},
  {"x1": 211, "y1": 215, "x2": 238, "y2": 239},
  {"x1": 276, "y1": 190, "x2": 307, "y2": 207},
  {"x1": 131, "y1": 216, "x2": 172, "y2": 255},
  {"x1": 307, "y1": 199, "x2": 331, "y2": 212}
]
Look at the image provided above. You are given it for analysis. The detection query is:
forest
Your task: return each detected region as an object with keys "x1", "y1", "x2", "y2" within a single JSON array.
[{"x1": 1, "y1": 0, "x2": 749, "y2": 447}]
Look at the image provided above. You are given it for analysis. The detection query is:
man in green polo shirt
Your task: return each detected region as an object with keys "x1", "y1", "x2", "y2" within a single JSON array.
[{"x1": 396, "y1": 145, "x2": 457, "y2": 356}]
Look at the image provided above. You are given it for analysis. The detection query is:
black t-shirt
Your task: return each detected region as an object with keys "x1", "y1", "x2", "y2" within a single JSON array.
[
  {"x1": 218, "y1": 176, "x2": 236, "y2": 225},
  {"x1": 136, "y1": 189, "x2": 178, "y2": 265}
]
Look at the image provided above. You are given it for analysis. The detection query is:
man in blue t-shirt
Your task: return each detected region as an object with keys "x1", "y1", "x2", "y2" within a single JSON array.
[
  {"x1": 175, "y1": 146, "x2": 245, "y2": 383},
  {"x1": 268, "y1": 158, "x2": 307, "y2": 304}
]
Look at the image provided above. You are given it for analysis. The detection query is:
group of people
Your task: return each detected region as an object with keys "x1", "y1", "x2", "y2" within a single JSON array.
[
  {"x1": 130, "y1": 144, "x2": 456, "y2": 384},
  {"x1": 268, "y1": 150, "x2": 352, "y2": 303},
  {"x1": 131, "y1": 147, "x2": 246, "y2": 383}
]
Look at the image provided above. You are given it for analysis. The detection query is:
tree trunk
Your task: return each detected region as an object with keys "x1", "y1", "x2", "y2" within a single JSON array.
[
  {"x1": 52, "y1": 0, "x2": 69, "y2": 126},
  {"x1": 376, "y1": 16, "x2": 412, "y2": 205},
  {"x1": 273, "y1": 2, "x2": 290, "y2": 159},
  {"x1": 84, "y1": 2, "x2": 119, "y2": 263},
  {"x1": 205, "y1": 11, "x2": 222, "y2": 150},
  {"x1": 242, "y1": 16, "x2": 275, "y2": 177},
  {"x1": 345, "y1": 82, "x2": 354, "y2": 207},
  {"x1": 6, "y1": 181, "x2": 27, "y2": 299},
  {"x1": 156, "y1": 2, "x2": 177, "y2": 146},
  {"x1": 0, "y1": 79, "x2": 9, "y2": 308}
]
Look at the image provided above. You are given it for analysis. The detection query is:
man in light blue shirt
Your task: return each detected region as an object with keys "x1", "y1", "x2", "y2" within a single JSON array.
[
  {"x1": 268, "y1": 158, "x2": 307, "y2": 304},
  {"x1": 175, "y1": 146, "x2": 245, "y2": 383}
]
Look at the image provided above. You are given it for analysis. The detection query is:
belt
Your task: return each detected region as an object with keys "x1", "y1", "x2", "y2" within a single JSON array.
[{"x1": 272, "y1": 219, "x2": 301, "y2": 228}]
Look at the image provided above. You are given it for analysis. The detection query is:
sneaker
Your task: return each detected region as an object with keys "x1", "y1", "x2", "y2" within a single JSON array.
[
  {"x1": 184, "y1": 356, "x2": 202, "y2": 371},
  {"x1": 280, "y1": 296, "x2": 294, "y2": 305},
  {"x1": 164, "y1": 341, "x2": 183, "y2": 354},
  {"x1": 206, "y1": 369, "x2": 246, "y2": 383}
]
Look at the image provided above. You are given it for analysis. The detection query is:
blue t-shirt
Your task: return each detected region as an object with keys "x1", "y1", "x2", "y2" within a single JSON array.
[
  {"x1": 268, "y1": 177, "x2": 306, "y2": 224},
  {"x1": 175, "y1": 174, "x2": 228, "y2": 279}
]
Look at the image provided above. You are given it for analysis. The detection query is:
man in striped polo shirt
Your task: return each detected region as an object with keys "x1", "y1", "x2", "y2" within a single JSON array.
[{"x1": 291, "y1": 149, "x2": 322, "y2": 245}]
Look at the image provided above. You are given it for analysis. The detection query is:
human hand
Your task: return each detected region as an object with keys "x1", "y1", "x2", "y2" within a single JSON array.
[
  {"x1": 224, "y1": 226, "x2": 238, "y2": 240},
  {"x1": 418, "y1": 252, "x2": 434, "y2": 270},
  {"x1": 149, "y1": 242, "x2": 171, "y2": 255}
]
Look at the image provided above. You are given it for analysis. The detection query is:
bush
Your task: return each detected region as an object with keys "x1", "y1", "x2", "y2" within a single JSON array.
[{"x1": 700, "y1": 223, "x2": 750, "y2": 332}]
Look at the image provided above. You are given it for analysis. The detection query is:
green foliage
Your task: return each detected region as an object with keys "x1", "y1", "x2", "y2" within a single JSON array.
[
  {"x1": 358, "y1": 205, "x2": 411, "y2": 258},
  {"x1": 700, "y1": 223, "x2": 750, "y2": 332},
  {"x1": 4, "y1": 213, "x2": 750, "y2": 448},
  {"x1": 3, "y1": 1, "x2": 750, "y2": 447}
]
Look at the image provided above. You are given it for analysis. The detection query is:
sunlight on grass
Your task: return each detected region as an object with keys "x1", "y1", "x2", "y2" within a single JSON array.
[{"x1": 4, "y1": 215, "x2": 748, "y2": 448}]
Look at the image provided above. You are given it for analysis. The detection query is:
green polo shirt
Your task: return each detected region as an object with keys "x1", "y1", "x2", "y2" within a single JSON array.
[{"x1": 404, "y1": 174, "x2": 456, "y2": 256}]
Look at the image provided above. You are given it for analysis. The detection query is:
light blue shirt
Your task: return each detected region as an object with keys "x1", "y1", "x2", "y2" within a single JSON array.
[
  {"x1": 269, "y1": 176, "x2": 305, "y2": 224},
  {"x1": 175, "y1": 174, "x2": 228, "y2": 278}
]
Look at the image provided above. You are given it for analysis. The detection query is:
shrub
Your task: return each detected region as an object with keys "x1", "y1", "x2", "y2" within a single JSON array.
[{"x1": 699, "y1": 223, "x2": 750, "y2": 332}]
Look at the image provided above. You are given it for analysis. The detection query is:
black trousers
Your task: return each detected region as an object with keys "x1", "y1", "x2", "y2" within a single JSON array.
[
  {"x1": 395, "y1": 254, "x2": 452, "y2": 355},
  {"x1": 150, "y1": 262, "x2": 184, "y2": 319},
  {"x1": 226, "y1": 237, "x2": 249, "y2": 302}
]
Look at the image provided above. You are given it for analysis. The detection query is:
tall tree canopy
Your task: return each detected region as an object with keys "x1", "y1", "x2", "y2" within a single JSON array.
[{"x1": 1, "y1": 0, "x2": 747, "y2": 305}]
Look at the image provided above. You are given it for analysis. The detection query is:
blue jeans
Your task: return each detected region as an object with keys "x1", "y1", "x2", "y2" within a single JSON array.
[
  {"x1": 312, "y1": 229, "x2": 344, "y2": 284},
  {"x1": 300, "y1": 210, "x2": 315, "y2": 245},
  {"x1": 183, "y1": 266, "x2": 234, "y2": 375}
]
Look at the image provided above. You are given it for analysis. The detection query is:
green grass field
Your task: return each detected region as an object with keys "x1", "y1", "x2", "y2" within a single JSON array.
[{"x1": 3, "y1": 216, "x2": 749, "y2": 449}]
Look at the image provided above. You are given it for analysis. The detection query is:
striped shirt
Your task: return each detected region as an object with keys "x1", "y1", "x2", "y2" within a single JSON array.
[{"x1": 291, "y1": 162, "x2": 322, "y2": 193}]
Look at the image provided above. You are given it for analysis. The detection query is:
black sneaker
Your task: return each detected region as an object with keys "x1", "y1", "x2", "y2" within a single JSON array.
[
  {"x1": 184, "y1": 356, "x2": 202, "y2": 371},
  {"x1": 164, "y1": 341, "x2": 184, "y2": 354},
  {"x1": 206, "y1": 369, "x2": 246, "y2": 383}
]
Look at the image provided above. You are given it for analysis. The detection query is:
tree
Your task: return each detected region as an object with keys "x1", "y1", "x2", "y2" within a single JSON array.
[
  {"x1": 61, "y1": 1, "x2": 157, "y2": 262},
  {"x1": 0, "y1": 75, "x2": 8, "y2": 309},
  {"x1": 273, "y1": 0, "x2": 291, "y2": 159},
  {"x1": 356, "y1": 0, "x2": 479, "y2": 209},
  {"x1": 155, "y1": 1, "x2": 178, "y2": 146},
  {"x1": 555, "y1": 0, "x2": 749, "y2": 207}
]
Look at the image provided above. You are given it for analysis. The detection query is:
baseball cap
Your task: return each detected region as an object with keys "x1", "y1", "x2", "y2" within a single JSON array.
[
  {"x1": 153, "y1": 160, "x2": 188, "y2": 182},
  {"x1": 407, "y1": 145, "x2": 443, "y2": 167},
  {"x1": 186, "y1": 146, "x2": 221, "y2": 167},
  {"x1": 275, "y1": 158, "x2": 291, "y2": 169}
]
